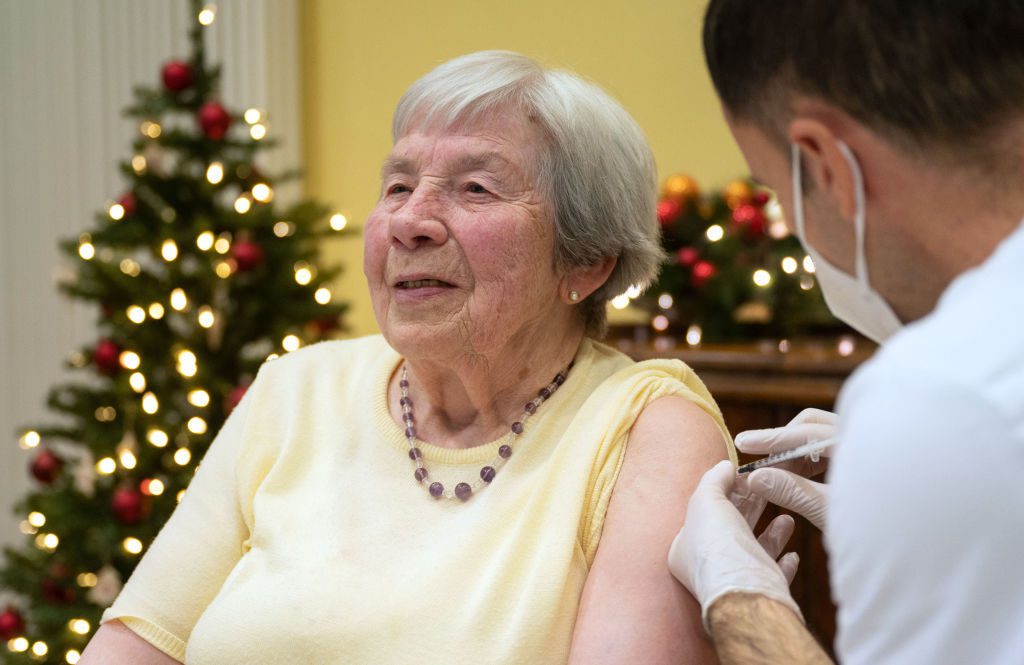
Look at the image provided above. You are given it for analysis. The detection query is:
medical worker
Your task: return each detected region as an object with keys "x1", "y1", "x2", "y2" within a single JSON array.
[{"x1": 669, "y1": 1, "x2": 1024, "y2": 663}]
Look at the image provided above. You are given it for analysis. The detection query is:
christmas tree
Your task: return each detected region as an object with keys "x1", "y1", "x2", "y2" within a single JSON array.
[
  {"x1": 629, "y1": 174, "x2": 845, "y2": 343},
  {"x1": 0, "y1": 3, "x2": 347, "y2": 662}
]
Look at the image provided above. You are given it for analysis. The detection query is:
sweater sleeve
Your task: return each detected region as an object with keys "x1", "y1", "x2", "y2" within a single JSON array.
[{"x1": 100, "y1": 363, "x2": 272, "y2": 661}]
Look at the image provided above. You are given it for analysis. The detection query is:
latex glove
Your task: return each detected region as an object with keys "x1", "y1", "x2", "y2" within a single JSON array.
[
  {"x1": 735, "y1": 409, "x2": 837, "y2": 530},
  {"x1": 669, "y1": 461, "x2": 803, "y2": 631}
]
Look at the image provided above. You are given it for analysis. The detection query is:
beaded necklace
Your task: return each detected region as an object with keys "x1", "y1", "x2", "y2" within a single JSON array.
[{"x1": 399, "y1": 361, "x2": 573, "y2": 501}]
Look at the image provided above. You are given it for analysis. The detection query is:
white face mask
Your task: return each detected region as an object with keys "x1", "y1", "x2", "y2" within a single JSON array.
[{"x1": 791, "y1": 142, "x2": 902, "y2": 344}]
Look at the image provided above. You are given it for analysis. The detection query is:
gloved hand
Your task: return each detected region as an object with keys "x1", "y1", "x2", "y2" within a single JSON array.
[
  {"x1": 669, "y1": 461, "x2": 802, "y2": 631},
  {"x1": 735, "y1": 409, "x2": 837, "y2": 531}
]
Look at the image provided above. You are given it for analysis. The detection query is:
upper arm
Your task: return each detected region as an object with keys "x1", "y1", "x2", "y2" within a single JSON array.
[
  {"x1": 568, "y1": 394, "x2": 728, "y2": 665},
  {"x1": 79, "y1": 620, "x2": 182, "y2": 665}
]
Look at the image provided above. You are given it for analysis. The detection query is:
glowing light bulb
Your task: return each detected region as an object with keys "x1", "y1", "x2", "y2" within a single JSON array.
[
  {"x1": 108, "y1": 203, "x2": 125, "y2": 221},
  {"x1": 625, "y1": 285, "x2": 642, "y2": 299},
  {"x1": 282, "y1": 335, "x2": 301, "y2": 352},
  {"x1": 177, "y1": 350, "x2": 197, "y2": 377},
  {"x1": 188, "y1": 389, "x2": 210, "y2": 407},
  {"x1": 123, "y1": 537, "x2": 143, "y2": 555},
  {"x1": 68, "y1": 619, "x2": 90, "y2": 635},
  {"x1": 206, "y1": 162, "x2": 224, "y2": 185},
  {"x1": 42, "y1": 533, "x2": 59, "y2": 550},
  {"x1": 148, "y1": 302, "x2": 165, "y2": 319},
  {"x1": 214, "y1": 235, "x2": 231, "y2": 254},
  {"x1": 20, "y1": 430, "x2": 41, "y2": 449},
  {"x1": 266, "y1": 353, "x2": 280, "y2": 362},
  {"x1": 31, "y1": 641, "x2": 48, "y2": 657},
  {"x1": 610, "y1": 294, "x2": 630, "y2": 310},
  {"x1": 652, "y1": 315, "x2": 669, "y2": 332},
  {"x1": 657, "y1": 293, "x2": 674, "y2": 309},
  {"x1": 28, "y1": 511, "x2": 46, "y2": 527},
  {"x1": 147, "y1": 479, "x2": 165, "y2": 496},
  {"x1": 146, "y1": 429, "x2": 168, "y2": 448},
  {"x1": 119, "y1": 259, "x2": 140, "y2": 276},
  {"x1": 234, "y1": 196, "x2": 252, "y2": 214},
  {"x1": 686, "y1": 325, "x2": 703, "y2": 347},
  {"x1": 119, "y1": 449, "x2": 137, "y2": 469},
  {"x1": 187, "y1": 417, "x2": 208, "y2": 434},
  {"x1": 126, "y1": 305, "x2": 146, "y2": 324},
  {"x1": 96, "y1": 457, "x2": 116, "y2": 475},
  {"x1": 314, "y1": 287, "x2": 331, "y2": 305},
  {"x1": 294, "y1": 263, "x2": 314, "y2": 285},
  {"x1": 177, "y1": 489, "x2": 187, "y2": 502},
  {"x1": 170, "y1": 288, "x2": 188, "y2": 311},
  {"x1": 800, "y1": 275, "x2": 815, "y2": 291},
  {"x1": 19, "y1": 520, "x2": 37, "y2": 535},
  {"x1": 174, "y1": 448, "x2": 192, "y2": 466},
  {"x1": 197, "y1": 231, "x2": 215, "y2": 251},
  {"x1": 753, "y1": 269, "x2": 772, "y2": 287},
  {"x1": 10, "y1": 637, "x2": 29, "y2": 652},
  {"x1": 706, "y1": 224, "x2": 725, "y2": 242},
  {"x1": 78, "y1": 240, "x2": 95, "y2": 260},
  {"x1": 329, "y1": 213, "x2": 347, "y2": 231},
  {"x1": 244, "y1": 108, "x2": 262, "y2": 124},
  {"x1": 273, "y1": 221, "x2": 294, "y2": 238},
  {"x1": 77, "y1": 572, "x2": 97, "y2": 587},
  {"x1": 141, "y1": 392, "x2": 159, "y2": 414},
  {"x1": 197, "y1": 306, "x2": 215, "y2": 328},
  {"x1": 197, "y1": 4, "x2": 216, "y2": 25},
  {"x1": 140, "y1": 121, "x2": 162, "y2": 138},
  {"x1": 250, "y1": 123, "x2": 267, "y2": 140},
  {"x1": 803, "y1": 256, "x2": 816, "y2": 273},
  {"x1": 66, "y1": 648, "x2": 82, "y2": 664},
  {"x1": 251, "y1": 183, "x2": 272, "y2": 202},
  {"x1": 161, "y1": 239, "x2": 179, "y2": 262},
  {"x1": 131, "y1": 155, "x2": 147, "y2": 174},
  {"x1": 215, "y1": 261, "x2": 233, "y2": 278},
  {"x1": 119, "y1": 351, "x2": 141, "y2": 370},
  {"x1": 781, "y1": 256, "x2": 798, "y2": 274}
]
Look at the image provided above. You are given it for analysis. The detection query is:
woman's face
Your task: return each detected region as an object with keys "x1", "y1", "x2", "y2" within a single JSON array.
[{"x1": 364, "y1": 112, "x2": 567, "y2": 362}]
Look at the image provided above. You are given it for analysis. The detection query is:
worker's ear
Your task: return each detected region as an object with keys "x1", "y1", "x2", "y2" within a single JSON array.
[{"x1": 788, "y1": 117, "x2": 858, "y2": 221}]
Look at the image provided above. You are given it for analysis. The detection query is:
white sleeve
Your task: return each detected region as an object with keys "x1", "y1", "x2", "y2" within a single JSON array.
[{"x1": 827, "y1": 363, "x2": 1024, "y2": 665}]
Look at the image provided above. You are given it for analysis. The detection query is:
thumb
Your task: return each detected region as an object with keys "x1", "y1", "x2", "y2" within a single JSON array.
[{"x1": 748, "y1": 468, "x2": 828, "y2": 530}]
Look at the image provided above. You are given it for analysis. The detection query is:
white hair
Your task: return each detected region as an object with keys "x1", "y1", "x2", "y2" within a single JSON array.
[{"x1": 392, "y1": 50, "x2": 665, "y2": 336}]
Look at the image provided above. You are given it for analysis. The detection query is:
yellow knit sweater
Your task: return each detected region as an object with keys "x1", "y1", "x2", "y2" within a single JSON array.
[{"x1": 102, "y1": 335, "x2": 732, "y2": 664}]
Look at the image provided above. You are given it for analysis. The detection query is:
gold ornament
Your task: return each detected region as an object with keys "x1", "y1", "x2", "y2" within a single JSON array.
[
  {"x1": 724, "y1": 180, "x2": 753, "y2": 209},
  {"x1": 662, "y1": 174, "x2": 700, "y2": 204}
]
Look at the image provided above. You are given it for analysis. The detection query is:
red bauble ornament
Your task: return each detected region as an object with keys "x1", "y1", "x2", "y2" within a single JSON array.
[
  {"x1": 732, "y1": 203, "x2": 767, "y2": 238},
  {"x1": 752, "y1": 190, "x2": 771, "y2": 207},
  {"x1": 0, "y1": 607, "x2": 25, "y2": 640},
  {"x1": 691, "y1": 260, "x2": 717, "y2": 288},
  {"x1": 161, "y1": 60, "x2": 193, "y2": 92},
  {"x1": 656, "y1": 199, "x2": 683, "y2": 226},
  {"x1": 231, "y1": 239, "x2": 265, "y2": 272},
  {"x1": 225, "y1": 384, "x2": 249, "y2": 415},
  {"x1": 198, "y1": 101, "x2": 232, "y2": 140},
  {"x1": 93, "y1": 339, "x2": 121, "y2": 375},
  {"x1": 676, "y1": 246, "x2": 700, "y2": 267},
  {"x1": 40, "y1": 578, "x2": 74, "y2": 605},
  {"x1": 30, "y1": 449, "x2": 64, "y2": 485},
  {"x1": 119, "y1": 192, "x2": 136, "y2": 218},
  {"x1": 111, "y1": 486, "x2": 146, "y2": 524}
]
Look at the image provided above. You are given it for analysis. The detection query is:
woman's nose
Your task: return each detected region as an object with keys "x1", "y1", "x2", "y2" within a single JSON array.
[{"x1": 390, "y1": 187, "x2": 449, "y2": 250}]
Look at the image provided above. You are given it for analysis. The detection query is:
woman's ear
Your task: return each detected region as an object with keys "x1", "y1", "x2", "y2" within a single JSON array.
[
  {"x1": 564, "y1": 256, "x2": 617, "y2": 303},
  {"x1": 788, "y1": 117, "x2": 858, "y2": 220}
]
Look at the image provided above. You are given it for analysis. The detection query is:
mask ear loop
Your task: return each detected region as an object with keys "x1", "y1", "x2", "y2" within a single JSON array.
[
  {"x1": 836, "y1": 141, "x2": 871, "y2": 292},
  {"x1": 791, "y1": 143, "x2": 807, "y2": 241}
]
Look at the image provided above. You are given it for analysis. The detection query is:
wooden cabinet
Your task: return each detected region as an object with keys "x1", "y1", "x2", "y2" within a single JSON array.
[{"x1": 617, "y1": 336, "x2": 876, "y2": 654}]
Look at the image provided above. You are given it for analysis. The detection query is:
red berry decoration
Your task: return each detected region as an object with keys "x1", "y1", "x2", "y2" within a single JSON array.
[
  {"x1": 161, "y1": 60, "x2": 193, "y2": 92},
  {"x1": 118, "y1": 192, "x2": 136, "y2": 218},
  {"x1": 231, "y1": 239, "x2": 265, "y2": 272},
  {"x1": 0, "y1": 607, "x2": 25, "y2": 640},
  {"x1": 732, "y1": 203, "x2": 767, "y2": 238},
  {"x1": 676, "y1": 246, "x2": 700, "y2": 267},
  {"x1": 93, "y1": 339, "x2": 121, "y2": 375},
  {"x1": 111, "y1": 486, "x2": 146, "y2": 524},
  {"x1": 656, "y1": 199, "x2": 683, "y2": 226},
  {"x1": 30, "y1": 449, "x2": 64, "y2": 485},
  {"x1": 225, "y1": 384, "x2": 249, "y2": 415},
  {"x1": 691, "y1": 260, "x2": 717, "y2": 288},
  {"x1": 198, "y1": 101, "x2": 232, "y2": 140}
]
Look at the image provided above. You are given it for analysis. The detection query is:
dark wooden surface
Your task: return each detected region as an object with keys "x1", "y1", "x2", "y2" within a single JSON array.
[{"x1": 615, "y1": 335, "x2": 876, "y2": 654}]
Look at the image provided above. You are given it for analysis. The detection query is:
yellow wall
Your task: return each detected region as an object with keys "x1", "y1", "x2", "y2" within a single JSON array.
[{"x1": 299, "y1": 0, "x2": 746, "y2": 337}]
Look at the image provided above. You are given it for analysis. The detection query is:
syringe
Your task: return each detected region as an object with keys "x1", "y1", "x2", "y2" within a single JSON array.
[{"x1": 736, "y1": 438, "x2": 836, "y2": 475}]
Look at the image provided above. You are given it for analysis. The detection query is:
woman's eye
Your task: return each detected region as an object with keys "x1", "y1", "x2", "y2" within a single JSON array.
[
  {"x1": 466, "y1": 182, "x2": 490, "y2": 195},
  {"x1": 387, "y1": 183, "x2": 411, "y2": 195}
]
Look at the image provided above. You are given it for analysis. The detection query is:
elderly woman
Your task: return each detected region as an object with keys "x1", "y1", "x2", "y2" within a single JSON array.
[{"x1": 82, "y1": 51, "x2": 735, "y2": 664}]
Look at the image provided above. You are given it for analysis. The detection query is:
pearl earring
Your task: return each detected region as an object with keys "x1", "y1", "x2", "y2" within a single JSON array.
[{"x1": 569, "y1": 290, "x2": 580, "y2": 302}]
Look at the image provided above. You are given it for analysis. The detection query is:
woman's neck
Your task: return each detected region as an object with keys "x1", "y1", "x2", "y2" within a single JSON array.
[{"x1": 393, "y1": 325, "x2": 585, "y2": 450}]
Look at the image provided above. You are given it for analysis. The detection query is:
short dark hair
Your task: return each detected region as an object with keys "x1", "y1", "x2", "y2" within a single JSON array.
[{"x1": 703, "y1": 1, "x2": 1024, "y2": 162}]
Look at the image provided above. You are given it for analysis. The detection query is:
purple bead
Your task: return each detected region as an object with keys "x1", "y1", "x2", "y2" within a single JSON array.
[
  {"x1": 400, "y1": 396, "x2": 412, "y2": 407},
  {"x1": 403, "y1": 413, "x2": 414, "y2": 424},
  {"x1": 414, "y1": 467, "x2": 428, "y2": 482},
  {"x1": 539, "y1": 387, "x2": 551, "y2": 400},
  {"x1": 399, "y1": 379, "x2": 409, "y2": 388},
  {"x1": 405, "y1": 426, "x2": 416, "y2": 439},
  {"x1": 408, "y1": 447, "x2": 422, "y2": 460},
  {"x1": 454, "y1": 483, "x2": 472, "y2": 501},
  {"x1": 429, "y1": 482, "x2": 444, "y2": 498},
  {"x1": 499, "y1": 444, "x2": 513, "y2": 459},
  {"x1": 511, "y1": 421, "x2": 524, "y2": 435},
  {"x1": 525, "y1": 401, "x2": 537, "y2": 415},
  {"x1": 480, "y1": 466, "x2": 496, "y2": 483},
  {"x1": 554, "y1": 373, "x2": 565, "y2": 386}
]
